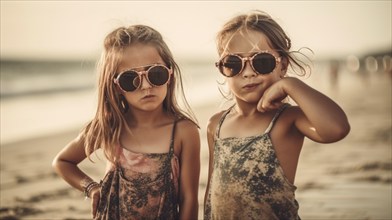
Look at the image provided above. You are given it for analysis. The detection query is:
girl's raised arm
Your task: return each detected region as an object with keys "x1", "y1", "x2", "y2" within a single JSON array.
[{"x1": 259, "y1": 77, "x2": 350, "y2": 143}]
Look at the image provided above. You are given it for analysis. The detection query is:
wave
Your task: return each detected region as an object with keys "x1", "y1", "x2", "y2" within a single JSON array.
[{"x1": 1, "y1": 59, "x2": 96, "y2": 98}]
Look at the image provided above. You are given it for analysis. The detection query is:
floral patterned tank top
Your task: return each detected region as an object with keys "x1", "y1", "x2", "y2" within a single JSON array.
[
  {"x1": 95, "y1": 121, "x2": 180, "y2": 220},
  {"x1": 204, "y1": 104, "x2": 300, "y2": 220}
]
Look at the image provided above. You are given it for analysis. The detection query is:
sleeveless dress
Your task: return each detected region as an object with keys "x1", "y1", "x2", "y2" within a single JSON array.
[
  {"x1": 204, "y1": 104, "x2": 300, "y2": 220},
  {"x1": 95, "y1": 121, "x2": 180, "y2": 220}
]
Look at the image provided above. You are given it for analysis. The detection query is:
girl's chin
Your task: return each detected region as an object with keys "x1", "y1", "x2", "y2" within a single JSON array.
[
  {"x1": 130, "y1": 102, "x2": 164, "y2": 112},
  {"x1": 238, "y1": 94, "x2": 263, "y2": 103},
  {"x1": 241, "y1": 97, "x2": 261, "y2": 105}
]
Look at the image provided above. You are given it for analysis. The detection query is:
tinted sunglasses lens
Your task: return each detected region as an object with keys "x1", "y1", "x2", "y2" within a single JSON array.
[
  {"x1": 220, "y1": 55, "x2": 242, "y2": 76},
  {"x1": 147, "y1": 66, "x2": 170, "y2": 86},
  {"x1": 118, "y1": 71, "x2": 139, "y2": 91},
  {"x1": 252, "y1": 53, "x2": 277, "y2": 74}
]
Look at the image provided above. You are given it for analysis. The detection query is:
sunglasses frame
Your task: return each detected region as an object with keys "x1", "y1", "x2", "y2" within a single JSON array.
[
  {"x1": 114, "y1": 64, "x2": 172, "y2": 92},
  {"x1": 215, "y1": 50, "x2": 281, "y2": 77}
]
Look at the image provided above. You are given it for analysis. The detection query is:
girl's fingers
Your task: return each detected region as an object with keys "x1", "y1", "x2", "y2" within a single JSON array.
[
  {"x1": 257, "y1": 98, "x2": 265, "y2": 112},
  {"x1": 258, "y1": 84, "x2": 287, "y2": 112},
  {"x1": 257, "y1": 97, "x2": 284, "y2": 112},
  {"x1": 269, "y1": 101, "x2": 284, "y2": 110},
  {"x1": 258, "y1": 97, "x2": 274, "y2": 112},
  {"x1": 91, "y1": 190, "x2": 100, "y2": 218}
]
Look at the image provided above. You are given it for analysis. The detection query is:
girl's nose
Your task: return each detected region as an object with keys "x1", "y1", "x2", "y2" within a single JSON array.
[
  {"x1": 241, "y1": 61, "x2": 257, "y2": 78},
  {"x1": 139, "y1": 74, "x2": 152, "y2": 90}
]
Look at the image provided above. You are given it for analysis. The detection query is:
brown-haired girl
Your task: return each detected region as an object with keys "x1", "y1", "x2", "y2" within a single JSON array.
[
  {"x1": 204, "y1": 10, "x2": 350, "y2": 219},
  {"x1": 53, "y1": 25, "x2": 200, "y2": 219}
]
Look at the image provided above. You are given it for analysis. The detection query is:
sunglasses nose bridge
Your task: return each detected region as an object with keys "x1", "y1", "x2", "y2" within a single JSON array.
[
  {"x1": 138, "y1": 71, "x2": 153, "y2": 89},
  {"x1": 242, "y1": 56, "x2": 252, "y2": 65},
  {"x1": 241, "y1": 57, "x2": 257, "y2": 77},
  {"x1": 242, "y1": 56, "x2": 251, "y2": 61},
  {"x1": 242, "y1": 56, "x2": 255, "y2": 69}
]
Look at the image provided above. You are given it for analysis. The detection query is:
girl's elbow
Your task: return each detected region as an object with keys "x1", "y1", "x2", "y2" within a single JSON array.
[
  {"x1": 52, "y1": 156, "x2": 61, "y2": 172},
  {"x1": 337, "y1": 119, "x2": 350, "y2": 139},
  {"x1": 51, "y1": 155, "x2": 68, "y2": 174},
  {"x1": 341, "y1": 122, "x2": 351, "y2": 137},
  {"x1": 327, "y1": 122, "x2": 350, "y2": 142}
]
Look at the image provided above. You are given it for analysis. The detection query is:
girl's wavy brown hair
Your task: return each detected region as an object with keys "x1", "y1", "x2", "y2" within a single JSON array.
[{"x1": 81, "y1": 25, "x2": 198, "y2": 163}]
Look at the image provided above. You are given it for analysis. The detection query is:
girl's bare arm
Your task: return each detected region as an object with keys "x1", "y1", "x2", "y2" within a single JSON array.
[
  {"x1": 259, "y1": 77, "x2": 350, "y2": 143},
  {"x1": 53, "y1": 135, "x2": 101, "y2": 218},
  {"x1": 52, "y1": 135, "x2": 94, "y2": 191},
  {"x1": 178, "y1": 120, "x2": 201, "y2": 220}
]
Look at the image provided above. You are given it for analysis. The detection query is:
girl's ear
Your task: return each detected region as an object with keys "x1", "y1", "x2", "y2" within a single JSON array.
[
  {"x1": 280, "y1": 57, "x2": 289, "y2": 77},
  {"x1": 168, "y1": 69, "x2": 174, "y2": 85},
  {"x1": 114, "y1": 83, "x2": 123, "y2": 94}
]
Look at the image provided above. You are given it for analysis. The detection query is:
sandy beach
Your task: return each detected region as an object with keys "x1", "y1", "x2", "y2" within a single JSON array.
[{"x1": 1, "y1": 64, "x2": 391, "y2": 220}]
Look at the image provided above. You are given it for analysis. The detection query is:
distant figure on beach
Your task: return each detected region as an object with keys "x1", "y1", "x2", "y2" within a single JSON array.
[
  {"x1": 52, "y1": 25, "x2": 200, "y2": 219},
  {"x1": 329, "y1": 59, "x2": 340, "y2": 89},
  {"x1": 204, "y1": 10, "x2": 350, "y2": 220}
]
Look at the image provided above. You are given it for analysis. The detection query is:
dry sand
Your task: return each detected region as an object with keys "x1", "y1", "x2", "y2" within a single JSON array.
[{"x1": 1, "y1": 69, "x2": 391, "y2": 220}]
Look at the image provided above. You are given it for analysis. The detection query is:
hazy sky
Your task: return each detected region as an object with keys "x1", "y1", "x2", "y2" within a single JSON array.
[{"x1": 1, "y1": 1, "x2": 391, "y2": 61}]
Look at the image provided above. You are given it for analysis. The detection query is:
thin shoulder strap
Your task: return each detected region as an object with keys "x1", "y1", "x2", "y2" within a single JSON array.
[
  {"x1": 215, "y1": 105, "x2": 235, "y2": 139},
  {"x1": 165, "y1": 119, "x2": 178, "y2": 211},
  {"x1": 169, "y1": 119, "x2": 178, "y2": 155},
  {"x1": 264, "y1": 103, "x2": 290, "y2": 134}
]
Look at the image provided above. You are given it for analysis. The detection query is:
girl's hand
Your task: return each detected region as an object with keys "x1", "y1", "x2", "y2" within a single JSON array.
[
  {"x1": 90, "y1": 186, "x2": 101, "y2": 218},
  {"x1": 257, "y1": 80, "x2": 287, "y2": 112}
]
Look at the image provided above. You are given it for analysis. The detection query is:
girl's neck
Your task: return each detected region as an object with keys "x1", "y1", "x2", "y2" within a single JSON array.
[
  {"x1": 233, "y1": 99, "x2": 259, "y2": 116},
  {"x1": 125, "y1": 106, "x2": 171, "y2": 128}
]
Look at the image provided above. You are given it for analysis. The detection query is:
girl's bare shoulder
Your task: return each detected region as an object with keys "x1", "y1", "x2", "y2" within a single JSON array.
[
  {"x1": 207, "y1": 110, "x2": 227, "y2": 134},
  {"x1": 176, "y1": 118, "x2": 200, "y2": 138},
  {"x1": 281, "y1": 104, "x2": 305, "y2": 120},
  {"x1": 174, "y1": 119, "x2": 200, "y2": 156},
  {"x1": 274, "y1": 104, "x2": 304, "y2": 132}
]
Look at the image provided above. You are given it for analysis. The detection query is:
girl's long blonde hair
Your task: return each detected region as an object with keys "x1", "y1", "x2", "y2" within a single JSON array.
[{"x1": 81, "y1": 25, "x2": 198, "y2": 163}]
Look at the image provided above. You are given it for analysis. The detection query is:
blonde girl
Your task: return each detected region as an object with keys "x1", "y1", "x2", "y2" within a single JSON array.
[
  {"x1": 204, "y1": 11, "x2": 350, "y2": 219},
  {"x1": 53, "y1": 25, "x2": 200, "y2": 220}
]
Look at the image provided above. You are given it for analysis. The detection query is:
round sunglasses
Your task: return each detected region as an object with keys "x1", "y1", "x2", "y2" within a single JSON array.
[
  {"x1": 215, "y1": 51, "x2": 281, "y2": 77},
  {"x1": 114, "y1": 64, "x2": 171, "y2": 92}
]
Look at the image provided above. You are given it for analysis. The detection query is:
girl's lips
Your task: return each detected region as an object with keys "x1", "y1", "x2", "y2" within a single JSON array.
[
  {"x1": 142, "y1": 94, "x2": 155, "y2": 99},
  {"x1": 243, "y1": 83, "x2": 259, "y2": 89}
]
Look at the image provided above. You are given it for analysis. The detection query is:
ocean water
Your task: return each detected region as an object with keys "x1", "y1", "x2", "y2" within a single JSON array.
[
  {"x1": 0, "y1": 59, "x2": 222, "y2": 145},
  {"x1": 1, "y1": 56, "x2": 390, "y2": 145}
]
